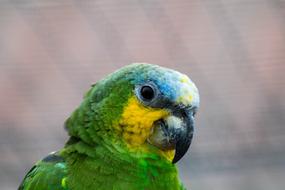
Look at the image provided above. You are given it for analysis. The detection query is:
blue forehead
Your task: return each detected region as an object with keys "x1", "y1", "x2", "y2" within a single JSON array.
[{"x1": 127, "y1": 64, "x2": 184, "y2": 101}]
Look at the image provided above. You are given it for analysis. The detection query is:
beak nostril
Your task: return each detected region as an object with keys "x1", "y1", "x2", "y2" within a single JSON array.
[
  {"x1": 180, "y1": 106, "x2": 197, "y2": 118},
  {"x1": 181, "y1": 110, "x2": 188, "y2": 118}
]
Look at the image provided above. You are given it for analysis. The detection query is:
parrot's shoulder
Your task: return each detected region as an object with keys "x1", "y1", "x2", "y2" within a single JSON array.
[{"x1": 18, "y1": 152, "x2": 68, "y2": 190}]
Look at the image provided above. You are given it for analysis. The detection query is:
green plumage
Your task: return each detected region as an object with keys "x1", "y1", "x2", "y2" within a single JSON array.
[
  {"x1": 19, "y1": 153, "x2": 67, "y2": 190},
  {"x1": 19, "y1": 64, "x2": 199, "y2": 190}
]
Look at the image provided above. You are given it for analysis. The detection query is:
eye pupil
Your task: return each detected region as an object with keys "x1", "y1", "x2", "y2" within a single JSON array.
[{"x1": 140, "y1": 86, "x2": 154, "y2": 100}]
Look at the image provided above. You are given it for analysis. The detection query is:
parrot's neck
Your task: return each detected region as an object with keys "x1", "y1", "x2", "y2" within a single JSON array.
[{"x1": 60, "y1": 138, "x2": 182, "y2": 190}]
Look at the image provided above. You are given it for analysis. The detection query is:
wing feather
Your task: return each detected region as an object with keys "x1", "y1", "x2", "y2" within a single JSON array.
[{"x1": 18, "y1": 152, "x2": 68, "y2": 190}]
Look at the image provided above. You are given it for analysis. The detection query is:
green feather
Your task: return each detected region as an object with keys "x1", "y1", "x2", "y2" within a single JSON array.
[{"x1": 19, "y1": 152, "x2": 68, "y2": 190}]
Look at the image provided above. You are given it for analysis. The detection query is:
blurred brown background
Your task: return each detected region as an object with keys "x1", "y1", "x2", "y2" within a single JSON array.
[{"x1": 0, "y1": 0, "x2": 285, "y2": 189}]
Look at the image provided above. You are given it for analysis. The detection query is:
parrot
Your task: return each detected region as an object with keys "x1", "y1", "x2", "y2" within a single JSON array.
[{"x1": 18, "y1": 63, "x2": 200, "y2": 190}]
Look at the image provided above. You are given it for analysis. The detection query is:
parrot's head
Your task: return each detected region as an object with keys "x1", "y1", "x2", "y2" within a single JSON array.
[{"x1": 65, "y1": 63, "x2": 199, "y2": 164}]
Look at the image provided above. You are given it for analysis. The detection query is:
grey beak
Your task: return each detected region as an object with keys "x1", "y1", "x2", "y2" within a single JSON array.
[
  {"x1": 148, "y1": 108, "x2": 195, "y2": 163},
  {"x1": 172, "y1": 112, "x2": 194, "y2": 163}
]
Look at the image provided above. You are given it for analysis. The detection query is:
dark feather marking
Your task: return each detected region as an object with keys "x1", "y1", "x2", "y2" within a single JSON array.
[
  {"x1": 18, "y1": 165, "x2": 37, "y2": 190},
  {"x1": 65, "y1": 136, "x2": 81, "y2": 146},
  {"x1": 42, "y1": 152, "x2": 64, "y2": 163}
]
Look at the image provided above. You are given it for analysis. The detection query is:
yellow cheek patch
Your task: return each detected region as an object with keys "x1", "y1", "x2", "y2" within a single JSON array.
[{"x1": 118, "y1": 96, "x2": 169, "y2": 146}]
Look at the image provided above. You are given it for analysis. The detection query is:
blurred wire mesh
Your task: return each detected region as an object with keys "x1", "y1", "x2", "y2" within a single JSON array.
[{"x1": 0, "y1": 0, "x2": 285, "y2": 189}]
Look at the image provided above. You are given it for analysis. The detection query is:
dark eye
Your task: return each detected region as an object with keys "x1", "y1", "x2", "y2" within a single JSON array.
[{"x1": 140, "y1": 85, "x2": 155, "y2": 101}]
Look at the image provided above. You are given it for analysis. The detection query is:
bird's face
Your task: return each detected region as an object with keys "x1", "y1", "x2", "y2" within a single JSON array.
[
  {"x1": 116, "y1": 64, "x2": 199, "y2": 163},
  {"x1": 65, "y1": 63, "x2": 199, "y2": 164}
]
